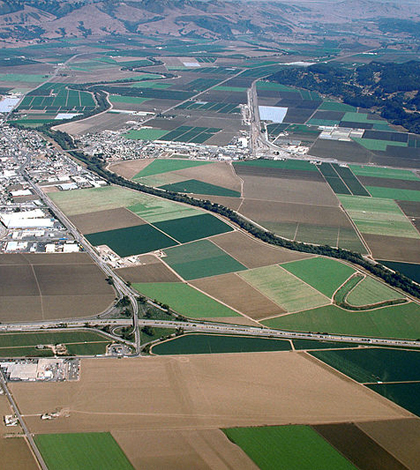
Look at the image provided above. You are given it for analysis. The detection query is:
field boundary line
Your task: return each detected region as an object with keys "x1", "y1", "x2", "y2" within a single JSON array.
[
  {"x1": 29, "y1": 264, "x2": 45, "y2": 321},
  {"x1": 338, "y1": 203, "x2": 372, "y2": 255}
]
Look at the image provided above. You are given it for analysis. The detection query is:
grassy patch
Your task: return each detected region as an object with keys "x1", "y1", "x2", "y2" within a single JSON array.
[
  {"x1": 346, "y1": 276, "x2": 405, "y2": 306},
  {"x1": 86, "y1": 224, "x2": 178, "y2": 257},
  {"x1": 133, "y1": 159, "x2": 211, "y2": 178},
  {"x1": 263, "y1": 302, "x2": 420, "y2": 340},
  {"x1": 352, "y1": 138, "x2": 407, "y2": 151},
  {"x1": 223, "y1": 425, "x2": 357, "y2": 470},
  {"x1": 154, "y1": 213, "x2": 232, "y2": 243},
  {"x1": 163, "y1": 239, "x2": 246, "y2": 280},
  {"x1": 339, "y1": 195, "x2": 420, "y2": 239},
  {"x1": 123, "y1": 129, "x2": 168, "y2": 141},
  {"x1": 109, "y1": 95, "x2": 150, "y2": 105},
  {"x1": 152, "y1": 333, "x2": 291, "y2": 354},
  {"x1": 239, "y1": 265, "x2": 329, "y2": 312},
  {"x1": 133, "y1": 282, "x2": 239, "y2": 318},
  {"x1": 128, "y1": 198, "x2": 202, "y2": 224},
  {"x1": 35, "y1": 433, "x2": 134, "y2": 470},
  {"x1": 367, "y1": 186, "x2": 420, "y2": 202},
  {"x1": 282, "y1": 257, "x2": 354, "y2": 298},
  {"x1": 319, "y1": 101, "x2": 356, "y2": 112},
  {"x1": 159, "y1": 179, "x2": 240, "y2": 198},
  {"x1": 350, "y1": 166, "x2": 419, "y2": 181}
]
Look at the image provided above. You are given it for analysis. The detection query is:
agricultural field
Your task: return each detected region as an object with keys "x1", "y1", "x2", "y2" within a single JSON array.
[
  {"x1": 151, "y1": 334, "x2": 291, "y2": 355},
  {"x1": 35, "y1": 433, "x2": 134, "y2": 470},
  {"x1": 0, "y1": 331, "x2": 113, "y2": 357},
  {"x1": 345, "y1": 276, "x2": 406, "y2": 307},
  {"x1": 223, "y1": 425, "x2": 357, "y2": 470},
  {"x1": 0, "y1": 253, "x2": 114, "y2": 322}
]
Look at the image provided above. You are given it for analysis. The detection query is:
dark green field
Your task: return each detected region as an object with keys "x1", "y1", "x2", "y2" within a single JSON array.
[
  {"x1": 154, "y1": 213, "x2": 232, "y2": 243},
  {"x1": 152, "y1": 334, "x2": 291, "y2": 355},
  {"x1": 381, "y1": 260, "x2": 420, "y2": 284},
  {"x1": 86, "y1": 224, "x2": 178, "y2": 257},
  {"x1": 159, "y1": 179, "x2": 241, "y2": 198},
  {"x1": 311, "y1": 348, "x2": 420, "y2": 383},
  {"x1": 34, "y1": 433, "x2": 134, "y2": 470},
  {"x1": 368, "y1": 382, "x2": 420, "y2": 417}
]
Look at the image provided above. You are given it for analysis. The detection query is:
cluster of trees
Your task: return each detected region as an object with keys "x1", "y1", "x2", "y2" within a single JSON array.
[
  {"x1": 269, "y1": 61, "x2": 420, "y2": 133},
  {"x1": 42, "y1": 126, "x2": 420, "y2": 301}
]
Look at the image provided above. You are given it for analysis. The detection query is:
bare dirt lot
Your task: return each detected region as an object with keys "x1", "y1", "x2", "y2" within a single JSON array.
[
  {"x1": 69, "y1": 207, "x2": 145, "y2": 234},
  {"x1": 363, "y1": 234, "x2": 420, "y2": 263},
  {"x1": 357, "y1": 418, "x2": 420, "y2": 470},
  {"x1": 56, "y1": 112, "x2": 144, "y2": 135},
  {"x1": 211, "y1": 231, "x2": 312, "y2": 268},
  {"x1": 109, "y1": 159, "x2": 153, "y2": 180},
  {"x1": 0, "y1": 438, "x2": 39, "y2": 470},
  {"x1": 0, "y1": 253, "x2": 115, "y2": 322},
  {"x1": 241, "y1": 175, "x2": 338, "y2": 206},
  {"x1": 11, "y1": 353, "x2": 409, "y2": 437},
  {"x1": 117, "y1": 256, "x2": 181, "y2": 283},
  {"x1": 113, "y1": 428, "x2": 258, "y2": 470},
  {"x1": 192, "y1": 273, "x2": 286, "y2": 320}
]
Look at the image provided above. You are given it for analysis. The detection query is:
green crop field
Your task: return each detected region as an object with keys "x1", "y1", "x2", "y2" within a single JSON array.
[
  {"x1": 346, "y1": 276, "x2": 406, "y2": 307},
  {"x1": 343, "y1": 112, "x2": 375, "y2": 123},
  {"x1": 349, "y1": 165, "x2": 419, "y2": 181},
  {"x1": 367, "y1": 186, "x2": 420, "y2": 202},
  {"x1": 163, "y1": 239, "x2": 246, "y2": 280},
  {"x1": 213, "y1": 85, "x2": 247, "y2": 92},
  {"x1": 311, "y1": 348, "x2": 420, "y2": 383},
  {"x1": 368, "y1": 382, "x2": 420, "y2": 417},
  {"x1": 239, "y1": 265, "x2": 329, "y2": 312},
  {"x1": 223, "y1": 426, "x2": 357, "y2": 470},
  {"x1": 128, "y1": 198, "x2": 203, "y2": 224},
  {"x1": 133, "y1": 159, "x2": 211, "y2": 178},
  {"x1": 86, "y1": 224, "x2": 178, "y2": 257},
  {"x1": 352, "y1": 138, "x2": 407, "y2": 152},
  {"x1": 34, "y1": 433, "x2": 134, "y2": 470},
  {"x1": 123, "y1": 129, "x2": 168, "y2": 141},
  {"x1": 130, "y1": 81, "x2": 172, "y2": 89},
  {"x1": 0, "y1": 73, "x2": 46, "y2": 82},
  {"x1": 319, "y1": 101, "x2": 356, "y2": 112},
  {"x1": 133, "y1": 282, "x2": 240, "y2": 318},
  {"x1": 256, "y1": 82, "x2": 296, "y2": 92},
  {"x1": 339, "y1": 195, "x2": 420, "y2": 238},
  {"x1": 154, "y1": 213, "x2": 232, "y2": 243},
  {"x1": 282, "y1": 257, "x2": 355, "y2": 298},
  {"x1": 50, "y1": 186, "x2": 146, "y2": 216},
  {"x1": 263, "y1": 302, "x2": 420, "y2": 339},
  {"x1": 159, "y1": 179, "x2": 241, "y2": 198},
  {"x1": 152, "y1": 334, "x2": 291, "y2": 354},
  {"x1": 109, "y1": 95, "x2": 150, "y2": 104},
  {"x1": 0, "y1": 331, "x2": 109, "y2": 348},
  {"x1": 234, "y1": 159, "x2": 317, "y2": 172}
]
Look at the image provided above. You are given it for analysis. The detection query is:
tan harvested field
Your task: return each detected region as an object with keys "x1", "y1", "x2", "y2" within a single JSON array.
[
  {"x1": 174, "y1": 162, "x2": 242, "y2": 193},
  {"x1": 117, "y1": 258, "x2": 181, "y2": 283},
  {"x1": 192, "y1": 273, "x2": 285, "y2": 320},
  {"x1": 69, "y1": 207, "x2": 145, "y2": 234},
  {"x1": 0, "y1": 253, "x2": 115, "y2": 322},
  {"x1": 241, "y1": 175, "x2": 338, "y2": 206},
  {"x1": 203, "y1": 316, "x2": 260, "y2": 326},
  {"x1": 357, "y1": 418, "x2": 420, "y2": 470},
  {"x1": 211, "y1": 231, "x2": 312, "y2": 268},
  {"x1": 363, "y1": 233, "x2": 420, "y2": 263},
  {"x1": 0, "y1": 439, "x2": 39, "y2": 470},
  {"x1": 239, "y1": 199, "x2": 353, "y2": 227},
  {"x1": 113, "y1": 428, "x2": 258, "y2": 470},
  {"x1": 109, "y1": 159, "x2": 153, "y2": 180},
  {"x1": 11, "y1": 353, "x2": 409, "y2": 436},
  {"x1": 56, "y1": 112, "x2": 144, "y2": 135}
]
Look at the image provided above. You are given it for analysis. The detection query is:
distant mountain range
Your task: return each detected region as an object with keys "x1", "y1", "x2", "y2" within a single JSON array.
[{"x1": 0, "y1": 0, "x2": 419, "y2": 43}]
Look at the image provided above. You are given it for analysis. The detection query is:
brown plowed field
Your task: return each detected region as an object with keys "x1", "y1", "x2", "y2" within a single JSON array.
[
  {"x1": 203, "y1": 316, "x2": 260, "y2": 326},
  {"x1": 313, "y1": 422, "x2": 408, "y2": 470},
  {"x1": 69, "y1": 207, "x2": 145, "y2": 234},
  {"x1": 357, "y1": 418, "x2": 420, "y2": 470},
  {"x1": 211, "y1": 231, "x2": 311, "y2": 268},
  {"x1": 0, "y1": 253, "x2": 115, "y2": 322},
  {"x1": 10, "y1": 353, "x2": 409, "y2": 436},
  {"x1": 117, "y1": 260, "x2": 180, "y2": 283},
  {"x1": 358, "y1": 176, "x2": 420, "y2": 191},
  {"x1": 239, "y1": 200, "x2": 350, "y2": 227},
  {"x1": 397, "y1": 201, "x2": 420, "y2": 218},
  {"x1": 363, "y1": 234, "x2": 420, "y2": 263},
  {"x1": 0, "y1": 439, "x2": 39, "y2": 470},
  {"x1": 174, "y1": 162, "x2": 242, "y2": 193},
  {"x1": 113, "y1": 429, "x2": 258, "y2": 470},
  {"x1": 234, "y1": 165, "x2": 324, "y2": 182},
  {"x1": 109, "y1": 159, "x2": 153, "y2": 180},
  {"x1": 241, "y1": 175, "x2": 338, "y2": 206},
  {"x1": 310, "y1": 139, "x2": 373, "y2": 163},
  {"x1": 191, "y1": 273, "x2": 286, "y2": 320},
  {"x1": 200, "y1": 196, "x2": 242, "y2": 211}
]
